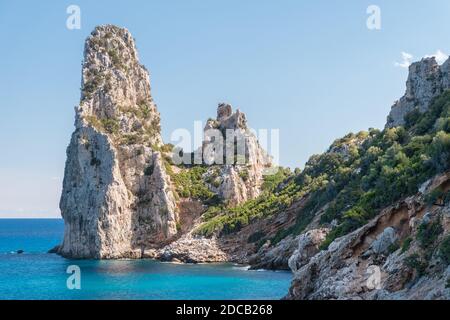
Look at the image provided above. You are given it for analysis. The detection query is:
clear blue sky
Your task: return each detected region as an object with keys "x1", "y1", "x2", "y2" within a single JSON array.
[{"x1": 1, "y1": 0, "x2": 450, "y2": 217}]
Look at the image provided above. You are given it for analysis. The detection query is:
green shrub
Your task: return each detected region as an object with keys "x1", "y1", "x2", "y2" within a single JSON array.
[
  {"x1": 443, "y1": 190, "x2": 450, "y2": 206},
  {"x1": 262, "y1": 167, "x2": 292, "y2": 191},
  {"x1": 121, "y1": 134, "x2": 141, "y2": 145},
  {"x1": 171, "y1": 166, "x2": 215, "y2": 202},
  {"x1": 239, "y1": 169, "x2": 249, "y2": 182},
  {"x1": 417, "y1": 220, "x2": 442, "y2": 249},
  {"x1": 201, "y1": 205, "x2": 224, "y2": 221},
  {"x1": 212, "y1": 178, "x2": 221, "y2": 188},
  {"x1": 428, "y1": 131, "x2": 450, "y2": 173},
  {"x1": 388, "y1": 242, "x2": 400, "y2": 254},
  {"x1": 401, "y1": 237, "x2": 413, "y2": 253},
  {"x1": 161, "y1": 143, "x2": 174, "y2": 153},
  {"x1": 144, "y1": 118, "x2": 161, "y2": 137},
  {"x1": 439, "y1": 235, "x2": 450, "y2": 265},
  {"x1": 424, "y1": 188, "x2": 444, "y2": 206},
  {"x1": 85, "y1": 115, "x2": 102, "y2": 130},
  {"x1": 138, "y1": 103, "x2": 152, "y2": 118},
  {"x1": 198, "y1": 91, "x2": 450, "y2": 243},
  {"x1": 82, "y1": 73, "x2": 102, "y2": 98},
  {"x1": 108, "y1": 49, "x2": 122, "y2": 68},
  {"x1": 404, "y1": 108, "x2": 422, "y2": 129},
  {"x1": 414, "y1": 91, "x2": 450, "y2": 135},
  {"x1": 435, "y1": 117, "x2": 450, "y2": 132},
  {"x1": 405, "y1": 254, "x2": 428, "y2": 276},
  {"x1": 247, "y1": 231, "x2": 265, "y2": 243},
  {"x1": 101, "y1": 118, "x2": 120, "y2": 134},
  {"x1": 144, "y1": 164, "x2": 154, "y2": 176}
]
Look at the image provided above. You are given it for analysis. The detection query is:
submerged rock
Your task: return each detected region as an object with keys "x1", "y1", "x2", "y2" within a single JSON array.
[{"x1": 48, "y1": 246, "x2": 59, "y2": 254}]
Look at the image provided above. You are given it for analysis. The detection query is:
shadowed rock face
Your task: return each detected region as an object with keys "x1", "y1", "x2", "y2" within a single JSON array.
[
  {"x1": 58, "y1": 25, "x2": 178, "y2": 259},
  {"x1": 386, "y1": 57, "x2": 450, "y2": 128}
]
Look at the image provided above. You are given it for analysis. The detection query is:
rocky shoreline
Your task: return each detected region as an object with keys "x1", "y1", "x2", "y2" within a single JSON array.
[{"x1": 55, "y1": 24, "x2": 450, "y2": 299}]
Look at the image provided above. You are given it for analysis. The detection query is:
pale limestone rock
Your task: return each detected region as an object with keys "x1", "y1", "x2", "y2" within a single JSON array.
[
  {"x1": 202, "y1": 104, "x2": 272, "y2": 206},
  {"x1": 217, "y1": 103, "x2": 232, "y2": 120},
  {"x1": 286, "y1": 181, "x2": 450, "y2": 300},
  {"x1": 386, "y1": 57, "x2": 450, "y2": 128},
  {"x1": 288, "y1": 228, "x2": 330, "y2": 272},
  {"x1": 158, "y1": 235, "x2": 229, "y2": 263},
  {"x1": 366, "y1": 227, "x2": 398, "y2": 256},
  {"x1": 248, "y1": 235, "x2": 299, "y2": 270},
  {"x1": 58, "y1": 25, "x2": 178, "y2": 259}
]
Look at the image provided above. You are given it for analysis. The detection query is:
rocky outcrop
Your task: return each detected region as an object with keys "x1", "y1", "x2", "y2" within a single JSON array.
[
  {"x1": 386, "y1": 57, "x2": 450, "y2": 128},
  {"x1": 157, "y1": 235, "x2": 229, "y2": 263},
  {"x1": 248, "y1": 235, "x2": 299, "y2": 270},
  {"x1": 288, "y1": 228, "x2": 330, "y2": 272},
  {"x1": 202, "y1": 103, "x2": 272, "y2": 206},
  {"x1": 286, "y1": 173, "x2": 450, "y2": 300},
  {"x1": 58, "y1": 25, "x2": 178, "y2": 259},
  {"x1": 57, "y1": 25, "x2": 274, "y2": 261}
]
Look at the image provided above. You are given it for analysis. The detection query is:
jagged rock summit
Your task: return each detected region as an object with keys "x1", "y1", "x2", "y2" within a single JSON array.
[
  {"x1": 57, "y1": 25, "x2": 272, "y2": 260},
  {"x1": 387, "y1": 56, "x2": 450, "y2": 128},
  {"x1": 58, "y1": 25, "x2": 178, "y2": 259},
  {"x1": 202, "y1": 103, "x2": 272, "y2": 206}
]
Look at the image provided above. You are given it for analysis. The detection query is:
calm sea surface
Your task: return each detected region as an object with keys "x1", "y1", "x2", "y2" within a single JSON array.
[{"x1": 0, "y1": 219, "x2": 291, "y2": 300}]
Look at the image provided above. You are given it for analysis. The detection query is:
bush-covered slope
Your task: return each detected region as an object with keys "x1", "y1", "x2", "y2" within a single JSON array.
[{"x1": 195, "y1": 90, "x2": 450, "y2": 247}]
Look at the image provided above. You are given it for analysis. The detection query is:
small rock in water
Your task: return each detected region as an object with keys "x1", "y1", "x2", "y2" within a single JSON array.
[
  {"x1": 17, "y1": 250, "x2": 24, "y2": 254},
  {"x1": 48, "y1": 245, "x2": 59, "y2": 254}
]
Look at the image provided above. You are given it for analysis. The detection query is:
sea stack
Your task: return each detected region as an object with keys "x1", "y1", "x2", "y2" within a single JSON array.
[{"x1": 58, "y1": 25, "x2": 178, "y2": 259}]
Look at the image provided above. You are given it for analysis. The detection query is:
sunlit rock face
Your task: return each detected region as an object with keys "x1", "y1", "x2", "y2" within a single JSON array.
[
  {"x1": 58, "y1": 25, "x2": 178, "y2": 259},
  {"x1": 286, "y1": 173, "x2": 450, "y2": 300},
  {"x1": 386, "y1": 57, "x2": 450, "y2": 128},
  {"x1": 202, "y1": 103, "x2": 273, "y2": 206}
]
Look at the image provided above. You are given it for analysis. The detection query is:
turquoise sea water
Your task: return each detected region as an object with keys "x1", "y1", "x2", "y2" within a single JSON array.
[{"x1": 0, "y1": 219, "x2": 292, "y2": 300}]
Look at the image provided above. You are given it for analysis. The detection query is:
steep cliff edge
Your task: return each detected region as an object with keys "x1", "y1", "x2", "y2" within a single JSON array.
[
  {"x1": 281, "y1": 56, "x2": 450, "y2": 299},
  {"x1": 386, "y1": 57, "x2": 450, "y2": 128},
  {"x1": 58, "y1": 25, "x2": 178, "y2": 258},
  {"x1": 286, "y1": 174, "x2": 450, "y2": 299}
]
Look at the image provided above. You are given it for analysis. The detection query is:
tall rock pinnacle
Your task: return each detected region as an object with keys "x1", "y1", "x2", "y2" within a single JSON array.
[{"x1": 58, "y1": 25, "x2": 178, "y2": 259}]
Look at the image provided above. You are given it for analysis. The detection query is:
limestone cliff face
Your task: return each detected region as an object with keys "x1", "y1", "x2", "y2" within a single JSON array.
[
  {"x1": 286, "y1": 173, "x2": 450, "y2": 300},
  {"x1": 58, "y1": 25, "x2": 178, "y2": 259},
  {"x1": 202, "y1": 103, "x2": 272, "y2": 206},
  {"x1": 151, "y1": 104, "x2": 273, "y2": 263},
  {"x1": 386, "y1": 57, "x2": 450, "y2": 128}
]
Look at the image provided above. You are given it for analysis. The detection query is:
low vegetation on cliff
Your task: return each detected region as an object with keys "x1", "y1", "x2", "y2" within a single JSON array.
[{"x1": 195, "y1": 90, "x2": 450, "y2": 251}]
